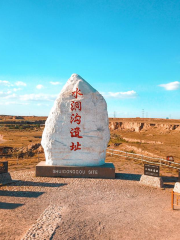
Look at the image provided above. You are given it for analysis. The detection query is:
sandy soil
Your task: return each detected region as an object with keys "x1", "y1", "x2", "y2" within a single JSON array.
[
  {"x1": 0, "y1": 134, "x2": 5, "y2": 144},
  {"x1": 0, "y1": 167, "x2": 179, "y2": 240}
]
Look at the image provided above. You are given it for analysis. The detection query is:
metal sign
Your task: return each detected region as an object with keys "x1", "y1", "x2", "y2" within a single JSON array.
[
  {"x1": 0, "y1": 161, "x2": 8, "y2": 174},
  {"x1": 166, "y1": 156, "x2": 174, "y2": 162},
  {"x1": 144, "y1": 164, "x2": 159, "y2": 177}
]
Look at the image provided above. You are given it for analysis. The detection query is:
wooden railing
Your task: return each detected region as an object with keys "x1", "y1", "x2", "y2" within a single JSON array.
[{"x1": 107, "y1": 148, "x2": 180, "y2": 170}]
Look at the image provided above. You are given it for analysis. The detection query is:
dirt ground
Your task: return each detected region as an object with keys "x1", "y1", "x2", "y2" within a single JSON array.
[{"x1": 0, "y1": 157, "x2": 179, "y2": 240}]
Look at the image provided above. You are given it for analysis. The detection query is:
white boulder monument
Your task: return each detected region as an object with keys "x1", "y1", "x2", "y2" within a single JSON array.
[{"x1": 36, "y1": 74, "x2": 115, "y2": 178}]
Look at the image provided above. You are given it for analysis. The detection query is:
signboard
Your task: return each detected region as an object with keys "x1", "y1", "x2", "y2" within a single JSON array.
[
  {"x1": 36, "y1": 162, "x2": 115, "y2": 179},
  {"x1": 0, "y1": 161, "x2": 8, "y2": 174},
  {"x1": 144, "y1": 164, "x2": 159, "y2": 177},
  {"x1": 166, "y1": 156, "x2": 174, "y2": 162}
]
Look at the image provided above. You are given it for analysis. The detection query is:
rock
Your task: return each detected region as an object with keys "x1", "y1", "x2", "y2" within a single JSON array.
[
  {"x1": 41, "y1": 73, "x2": 110, "y2": 166},
  {"x1": 140, "y1": 175, "x2": 163, "y2": 188},
  {"x1": 173, "y1": 182, "x2": 180, "y2": 193},
  {"x1": 21, "y1": 205, "x2": 62, "y2": 240},
  {"x1": 0, "y1": 172, "x2": 12, "y2": 185}
]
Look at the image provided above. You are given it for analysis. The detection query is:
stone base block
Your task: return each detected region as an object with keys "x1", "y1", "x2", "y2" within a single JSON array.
[
  {"x1": 140, "y1": 174, "x2": 163, "y2": 188},
  {"x1": 0, "y1": 172, "x2": 12, "y2": 185},
  {"x1": 36, "y1": 161, "x2": 115, "y2": 179},
  {"x1": 173, "y1": 182, "x2": 180, "y2": 193}
]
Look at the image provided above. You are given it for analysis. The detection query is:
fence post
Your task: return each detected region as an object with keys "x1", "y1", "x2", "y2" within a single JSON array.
[
  {"x1": 17, "y1": 154, "x2": 19, "y2": 165},
  {"x1": 172, "y1": 191, "x2": 174, "y2": 210}
]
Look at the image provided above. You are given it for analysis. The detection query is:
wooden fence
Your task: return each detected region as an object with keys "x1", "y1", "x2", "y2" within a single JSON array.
[{"x1": 107, "y1": 148, "x2": 180, "y2": 170}]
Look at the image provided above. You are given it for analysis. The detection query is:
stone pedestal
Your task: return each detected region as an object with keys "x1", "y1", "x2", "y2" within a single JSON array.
[
  {"x1": 36, "y1": 161, "x2": 115, "y2": 179},
  {"x1": 0, "y1": 172, "x2": 12, "y2": 185},
  {"x1": 140, "y1": 174, "x2": 163, "y2": 188}
]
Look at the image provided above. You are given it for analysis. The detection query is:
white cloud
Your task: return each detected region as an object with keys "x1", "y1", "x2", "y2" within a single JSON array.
[
  {"x1": 0, "y1": 88, "x2": 57, "y2": 103},
  {"x1": 0, "y1": 80, "x2": 26, "y2": 88},
  {"x1": 0, "y1": 101, "x2": 29, "y2": 105},
  {"x1": 0, "y1": 91, "x2": 10, "y2": 97},
  {"x1": 19, "y1": 93, "x2": 57, "y2": 102},
  {"x1": 36, "y1": 84, "x2": 44, "y2": 89},
  {"x1": 37, "y1": 103, "x2": 50, "y2": 106},
  {"x1": 103, "y1": 90, "x2": 137, "y2": 99},
  {"x1": 0, "y1": 80, "x2": 11, "y2": 86},
  {"x1": 4, "y1": 93, "x2": 17, "y2": 99},
  {"x1": 159, "y1": 81, "x2": 180, "y2": 90},
  {"x1": 50, "y1": 81, "x2": 62, "y2": 85},
  {"x1": 13, "y1": 88, "x2": 21, "y2": 92},
  {"x1": 15, "y1": 81, "x2": 27, "y2": 86}
]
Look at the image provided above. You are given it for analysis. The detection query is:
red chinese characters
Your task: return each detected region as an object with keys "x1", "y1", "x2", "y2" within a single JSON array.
[
  {"x1": 72, "y1": 88, "x2": 83, "y2": 99},
  {"x1": 71, "y1": 101, "x2": 82, "y2": 111},
  {"x1": 70, "y1": 113, "x2": 81, "y2": 125},
  {"x1": 70, "y1": 88, "x2": 83, "y2": 151},
  {"x1": 70, "y1": 127, "x2": 83, "y2": 138},
  {"x1": 70, "y1": 142, "x2": 81, "y2": 151}
]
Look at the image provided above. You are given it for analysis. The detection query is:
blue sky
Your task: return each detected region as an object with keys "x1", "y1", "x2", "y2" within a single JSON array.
[{"x1": 0, "y1": 0, "x2": 180, "y2": 118}]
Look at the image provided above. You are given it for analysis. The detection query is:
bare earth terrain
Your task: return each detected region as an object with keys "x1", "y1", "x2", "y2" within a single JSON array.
[
  {"x1": 109, "y1": 118, "x2": 180, "y2": 161},
  {"x1": 0, "y1": 116, "x2": 180, "y2": 239},
  {"x1": 0, "y1": 168, "x2": 179, "y2": 240}
]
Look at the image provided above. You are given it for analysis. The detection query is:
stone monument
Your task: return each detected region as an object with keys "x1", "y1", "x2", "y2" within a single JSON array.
[
  {"x1": 0, "y1": 161, "x2": 13, "y2": 185},
  {"x1": 36, "y1": 74, "x2": 115, "y2": 178}
]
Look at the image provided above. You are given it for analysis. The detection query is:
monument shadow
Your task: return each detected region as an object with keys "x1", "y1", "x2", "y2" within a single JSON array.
[
  {"x1": 162, "y1": 176, "x2": 178, "y2": 189},
  {"x1": 0, "y1": 190, "x2": 45, "y2": 198},
  {"x1": 0, "y1": 201, "x2": 24, "y2": 209},
  {"x1": 115, "y1": 173, "x2": 141, "y2": 181},
  {"x1": 8, "y1": 181, "x2": 67, "y2": 188}
]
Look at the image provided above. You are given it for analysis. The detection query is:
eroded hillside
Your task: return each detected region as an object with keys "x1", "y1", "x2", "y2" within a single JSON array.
[
  {"x1": 109, "y1": 118, "x2": 180, "y2": 132},
  {"x1": 108, "y1": 118, "x2": 180, "y2": 162}
]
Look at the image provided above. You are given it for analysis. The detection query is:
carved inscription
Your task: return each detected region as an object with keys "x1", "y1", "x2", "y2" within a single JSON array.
[
  {"x1": 70, "y1": 87, "x2": 83, "y2": 151},
  {"x1": 52, "y1": 169, "x2": 99, "y2": 175}
]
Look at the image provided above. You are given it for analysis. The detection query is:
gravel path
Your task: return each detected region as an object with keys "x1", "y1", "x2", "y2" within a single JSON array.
[
  {"x1": 22, "y1": 205, "x2": 62, "y2": 240},
  {"x1": 0, "y1": 170, "x2": 179, "y2": 240}
]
